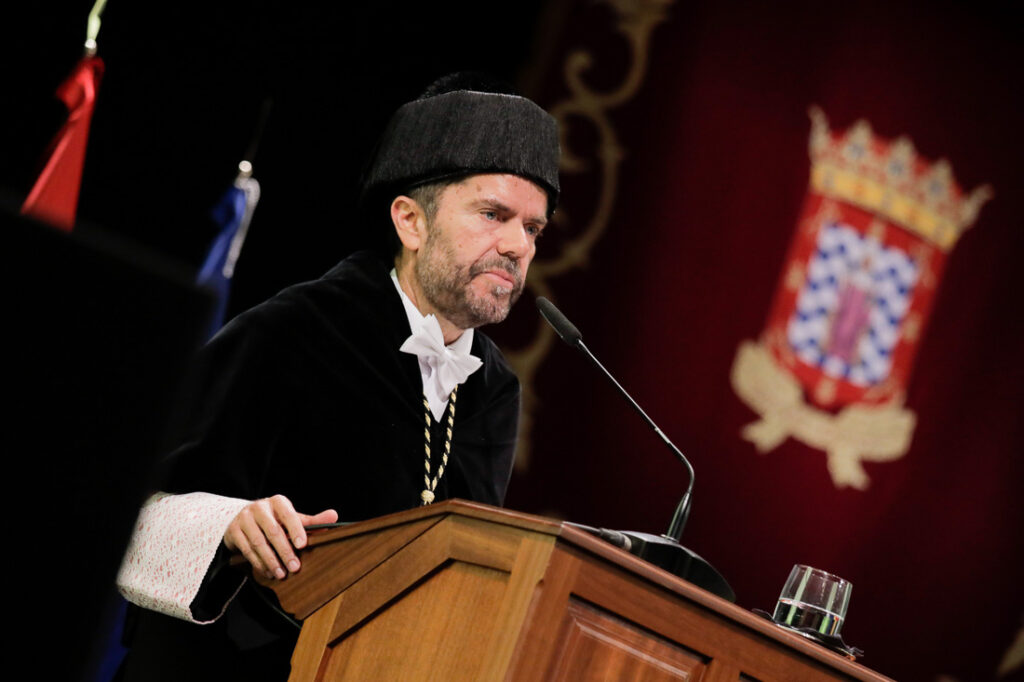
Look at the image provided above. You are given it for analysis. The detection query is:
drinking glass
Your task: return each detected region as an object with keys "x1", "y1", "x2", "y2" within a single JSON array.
[{"x1": 771, "y1": 564, "x2": 851, "y2": 637}]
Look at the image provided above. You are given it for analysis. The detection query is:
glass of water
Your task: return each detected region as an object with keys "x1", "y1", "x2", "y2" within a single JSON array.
[{"x1": 772, "y1": 564, "x2": 852, "y2": 637}]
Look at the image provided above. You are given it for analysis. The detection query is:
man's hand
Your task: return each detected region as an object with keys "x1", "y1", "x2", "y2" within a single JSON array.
[{"x1": 223, "y1": 494, "x2": 338, "y2": 580}]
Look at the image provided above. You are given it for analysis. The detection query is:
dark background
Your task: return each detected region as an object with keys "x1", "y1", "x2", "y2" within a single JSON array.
[{"x1": 5, "y1": 2, "x2": 1022, "y2": 680}]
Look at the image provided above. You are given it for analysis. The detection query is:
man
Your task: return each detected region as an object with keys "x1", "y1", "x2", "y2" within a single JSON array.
[{"x1": 115, "y1": 74, "x2": 559, "y2": 679}]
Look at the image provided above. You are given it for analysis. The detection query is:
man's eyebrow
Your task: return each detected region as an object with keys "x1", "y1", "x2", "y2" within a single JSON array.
[
  {"x1": 474, "y1": 197, "x2": 547, "y2": 226},
  {"x1": 474, "y1": 197, "x2": 512, "y2": 213}
]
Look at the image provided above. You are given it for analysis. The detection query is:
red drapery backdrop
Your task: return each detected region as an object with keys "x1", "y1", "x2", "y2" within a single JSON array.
[{"x1": 500, "y1": 2, "x2": 1024, "y2": 680}]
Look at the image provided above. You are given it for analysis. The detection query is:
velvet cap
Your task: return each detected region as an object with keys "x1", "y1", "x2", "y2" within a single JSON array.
[{"x1": 361, "y1": 90, "x2": 560, "y2": 215}]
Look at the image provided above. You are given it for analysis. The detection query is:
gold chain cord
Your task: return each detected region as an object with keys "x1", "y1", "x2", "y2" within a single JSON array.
[{"x1": 420, "y1": 386, "x2": 457, "y2": 505}]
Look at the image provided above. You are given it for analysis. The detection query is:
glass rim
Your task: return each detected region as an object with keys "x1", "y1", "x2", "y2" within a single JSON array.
[{"x1": 790, "y1": 564, "x2": 851, "y2": 587}]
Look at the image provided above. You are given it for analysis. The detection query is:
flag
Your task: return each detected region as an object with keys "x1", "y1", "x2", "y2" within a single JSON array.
[
  {"x1": 196, "y1": 169, "x2": 261, "y2": 338},
  {"x1": 21, "y1": 54, "x2": 105, "y2": 231}
]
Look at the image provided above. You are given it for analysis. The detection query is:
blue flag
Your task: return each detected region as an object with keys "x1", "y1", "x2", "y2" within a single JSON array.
[{"x1": 196, "y1": 171, "x2": 261, "y2": 339}]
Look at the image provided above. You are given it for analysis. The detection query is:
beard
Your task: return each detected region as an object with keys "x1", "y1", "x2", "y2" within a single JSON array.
[{"x1": 415, "y1": 225, "x2": 524, "y2": 330}]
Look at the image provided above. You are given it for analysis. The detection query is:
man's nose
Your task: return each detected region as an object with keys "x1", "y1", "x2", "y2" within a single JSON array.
[{"x1": 496, "y1": 221, "x2": 531, "y2": 258}]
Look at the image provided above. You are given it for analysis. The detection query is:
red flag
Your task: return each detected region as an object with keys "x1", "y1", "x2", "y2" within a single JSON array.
[{"x1": 21, "y1": 54, "x2": 105, "y2": 231}]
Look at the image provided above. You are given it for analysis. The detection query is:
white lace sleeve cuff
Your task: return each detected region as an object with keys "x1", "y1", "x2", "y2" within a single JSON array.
[{"x1": 116, "y1": 491, "x2": 251, "y2": 624}]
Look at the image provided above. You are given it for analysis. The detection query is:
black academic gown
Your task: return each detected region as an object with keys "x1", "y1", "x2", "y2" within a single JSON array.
[{"x1": 119, "y1": 251, "x2": 520, "y2": 681}]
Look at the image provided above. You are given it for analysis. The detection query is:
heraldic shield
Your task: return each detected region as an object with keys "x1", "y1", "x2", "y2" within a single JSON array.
[{"x1": 731, "y1": 108, "x2": 992, "y2": 490}]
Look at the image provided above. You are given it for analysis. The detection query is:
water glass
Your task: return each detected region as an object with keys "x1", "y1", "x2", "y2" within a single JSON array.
[{"x1": 772, "y1": 564, "x2": 852, "y2": 637}]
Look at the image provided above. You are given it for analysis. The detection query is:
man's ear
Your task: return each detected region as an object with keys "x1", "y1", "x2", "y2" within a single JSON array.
[{"x1": 390, "y1": 195, "x2": 426, "y2": 252}]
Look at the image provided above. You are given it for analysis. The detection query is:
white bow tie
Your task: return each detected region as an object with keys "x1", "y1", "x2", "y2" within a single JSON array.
[{"x1": 400, "y1": 315, "x2": 482, "y2": 421}]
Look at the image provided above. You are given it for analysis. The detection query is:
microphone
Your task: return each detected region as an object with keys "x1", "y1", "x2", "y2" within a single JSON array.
[
  {"x1": 536, "y1": 296, "x2": 734, "y2": 601},
  {"x1": 537, "y1": 297, "x2": 694, "y2": 538},
  {"x1": 536, "y1": 297, "x2": 581, "y2": 346}
]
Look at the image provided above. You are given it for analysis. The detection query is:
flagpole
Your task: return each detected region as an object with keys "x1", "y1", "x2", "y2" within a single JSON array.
[{"x1": 84, "y1": 0, "x2": 109, "y2": 55}]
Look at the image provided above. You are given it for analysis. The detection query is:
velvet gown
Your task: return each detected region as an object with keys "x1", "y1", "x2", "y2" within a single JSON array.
[{"x1": 119, "y1": 250, "x2": 520, "y2": 680}]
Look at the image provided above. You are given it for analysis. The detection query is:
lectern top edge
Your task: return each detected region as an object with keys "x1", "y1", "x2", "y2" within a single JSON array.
[{"x1": 304, "y1": 499, "x2": 565, "y2": 550}]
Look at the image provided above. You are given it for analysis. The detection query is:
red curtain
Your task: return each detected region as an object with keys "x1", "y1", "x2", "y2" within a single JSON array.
[{"x1": 502, "y1": 2, "x2": 1024, "y2": 680}]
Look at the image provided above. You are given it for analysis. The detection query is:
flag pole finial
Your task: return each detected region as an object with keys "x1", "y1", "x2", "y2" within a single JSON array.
[{"x1": 85, "y1": 0, "x2": 109, "y2": 55}]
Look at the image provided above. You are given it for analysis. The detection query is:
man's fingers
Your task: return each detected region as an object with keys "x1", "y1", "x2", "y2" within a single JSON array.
[
  {"x1": 224, "y1": 511, "x2": 276, "y2": 579},
  {"x1": 293, "y1": 509, "x2": 339, "y2": 548},
  {"x1": 299, "y1": 508, "x2": 340, "y2": 529},
  {"x1": 224, "y1": 496, "x2": 335, "y2": 579},
  {"x1": 266, "y1": 494, "x2": 310, "y2": 553},
  {"x1": 255, "y1": 496, "x2": 302, "y2": 574},
  {"x1": 225, "y1": 522, "x2": 270, "y2": 577},
  {"x1": 240, "y1": 503, "x2": 288, "y2": 579}
]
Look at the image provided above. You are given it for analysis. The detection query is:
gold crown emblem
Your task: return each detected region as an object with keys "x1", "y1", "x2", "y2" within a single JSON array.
[{"x1": 808, "y1": 106, "x2": 993, "y2": 251}]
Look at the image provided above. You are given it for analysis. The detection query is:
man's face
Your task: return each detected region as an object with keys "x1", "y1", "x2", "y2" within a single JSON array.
[{"x1": 414, "y1": 173, "x2": 548, "y2": 330}]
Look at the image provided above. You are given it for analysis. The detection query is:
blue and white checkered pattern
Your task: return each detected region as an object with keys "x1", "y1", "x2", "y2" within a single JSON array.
[{"x1": 787, "y1": 222, "x2": 918, "y2": 386}]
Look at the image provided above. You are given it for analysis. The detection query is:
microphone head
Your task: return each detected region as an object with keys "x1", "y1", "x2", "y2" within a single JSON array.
[{"x1": 536, "y1": 297, "x2": 583, "y2": 346}]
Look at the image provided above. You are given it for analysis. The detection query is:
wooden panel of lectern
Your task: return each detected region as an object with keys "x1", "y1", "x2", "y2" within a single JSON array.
[{"x1": 257, "y1": 500, "x2": 892, "y2": 681}]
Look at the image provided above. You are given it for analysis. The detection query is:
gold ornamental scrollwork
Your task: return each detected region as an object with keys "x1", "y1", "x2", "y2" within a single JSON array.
[{"x1": 507, "y1": 0, "x2": 674, "y2": 470}]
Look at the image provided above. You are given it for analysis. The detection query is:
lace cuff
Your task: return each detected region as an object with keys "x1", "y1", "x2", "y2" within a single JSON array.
[{"x1": 117, "y1": 492, "x2": 250, "y2": 623}]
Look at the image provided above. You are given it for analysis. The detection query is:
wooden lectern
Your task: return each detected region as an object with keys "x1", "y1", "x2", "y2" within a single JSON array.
[{"x1": 259, "y1": 500, "x2": 891, "y2": 681}]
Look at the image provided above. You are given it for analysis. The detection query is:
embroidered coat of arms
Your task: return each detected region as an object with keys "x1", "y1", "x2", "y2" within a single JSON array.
[{"x1": 731, "y1": 108, "x2": 992, "y2": 489}]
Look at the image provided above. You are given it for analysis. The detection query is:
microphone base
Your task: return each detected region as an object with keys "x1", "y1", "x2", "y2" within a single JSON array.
[{"x1": 619, "y1": 531, "x2": 735, "y2": 602}]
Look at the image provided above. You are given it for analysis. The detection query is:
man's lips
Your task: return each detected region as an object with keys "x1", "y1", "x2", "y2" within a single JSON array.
[{"x1": 480, "y1": 270, "x2": 517, "y2": 288}]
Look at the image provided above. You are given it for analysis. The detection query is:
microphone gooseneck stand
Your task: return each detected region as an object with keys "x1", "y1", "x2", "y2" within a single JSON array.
[{"x1": 536, "y1": 297, "x2": 734, "y2": 602}]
